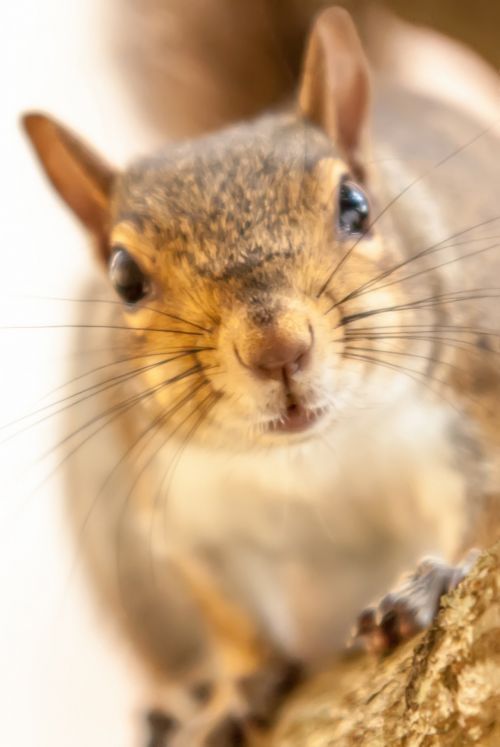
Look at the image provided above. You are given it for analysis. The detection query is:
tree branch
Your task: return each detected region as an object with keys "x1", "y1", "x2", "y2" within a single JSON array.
[{"x1": 274, "y1": 542, "x2": 500, "y2": 746}]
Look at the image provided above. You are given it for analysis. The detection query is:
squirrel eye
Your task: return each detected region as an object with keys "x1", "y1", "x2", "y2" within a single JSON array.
[
  {"x1": 338, "y1": 180, "x2": 370, "y2": 236},
  {"x1": 109, "y1": 247, "x2": 149, "y2": 304}
]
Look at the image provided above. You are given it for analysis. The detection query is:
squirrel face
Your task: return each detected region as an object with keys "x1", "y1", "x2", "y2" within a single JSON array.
[
  {"x1": 102, "y1": 114, "x2": 416, "y2": 447},
  {"x1": 22, "y1": 9, "x2": 438, "y2": 448}
]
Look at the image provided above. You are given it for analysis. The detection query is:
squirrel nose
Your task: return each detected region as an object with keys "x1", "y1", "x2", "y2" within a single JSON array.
[{"x1": 238, "y1": 325, "x2": 313, "y2": 382}]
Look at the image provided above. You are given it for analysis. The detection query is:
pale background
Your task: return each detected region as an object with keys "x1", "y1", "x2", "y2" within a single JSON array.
[{"x1": 1, "y1": 2, "x2": 154, "y2": 745}]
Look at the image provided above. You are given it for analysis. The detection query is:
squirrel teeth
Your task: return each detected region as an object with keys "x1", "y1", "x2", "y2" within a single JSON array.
[{"x1": 268, "y1": 403, "x2": 326, "y2": 434}]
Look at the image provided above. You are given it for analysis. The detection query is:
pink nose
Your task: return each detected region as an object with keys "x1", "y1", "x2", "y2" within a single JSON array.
[{"x1": 238, "y1": 326, "x2": 313, "y2": 382}]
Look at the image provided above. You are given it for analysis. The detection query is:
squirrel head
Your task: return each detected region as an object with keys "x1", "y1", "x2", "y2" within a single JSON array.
[{"x1": 22, "y1": 8, "x2": 430, "y2": 448}]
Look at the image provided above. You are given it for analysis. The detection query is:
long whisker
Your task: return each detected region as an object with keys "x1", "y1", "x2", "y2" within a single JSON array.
[
  {"x1": 39, "y1": 346, "x2": 214, "y2": 403},
  {"x1": 338, "y1": 288, "x2": 500, "y2": 327},
  {"x1": 63, "y1": 379, "x2": 210, "y2": 602},
  {"x1": 345, "y1": 332, "x2": 496, "y2": 358},
  {"x1": 0, "y1": 352, "x2": 200, "y2": 440},
  {"x1": 95, "y1": 380, "x2": 210, "y2": 515},
  {"x1": 0, "y1": 323, "x2": 203, "y2": 335},
  {"x1": 343, "y1": 322, "x2": 500, "y2": 336},
  {"x1": 114, "y1": 389, "x2": 219, "y2": 617},
  {"x1": 16, "y1": 294, "x2": 212, "y2": 333},
  {"x1": 150, "y1": 392, "x2": 221, "y2": 585},
  {"x1": 39, "y1": 364, "x2": 208, "y2": 462},
  {"x1": 317, "y1": 118, "x2": 500, "y2": 299},
  {"x1": 344, "y1": 343, "x2": 462, "y2": 372},
  {"x1": 353, "y1": 240, "x2": 500, "y2": 300},
  {"x1": 344, "y1": 349, "x2": 448, "y2": 387},
  {"x1": 1, "y1": 366, "x2": 206, "y2": 537},
  {"x1": 345, "y1": 325, "x2": 500, "y2": 345},
  {"x1": 342, "y1": 351, "x2": 457, "y2": 410},
  {"x1": 333, "y1": 217, "x2": 500, "y2": 309}
]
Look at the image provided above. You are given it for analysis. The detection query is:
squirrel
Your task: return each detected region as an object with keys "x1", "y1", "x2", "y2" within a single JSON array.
[{"x1": 22, "y1": 3, "x2": 500, "y2": 746}]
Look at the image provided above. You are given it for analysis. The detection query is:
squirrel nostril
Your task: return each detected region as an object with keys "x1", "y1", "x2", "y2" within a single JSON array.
[{"x1": 236, "y1": 324, "x2": 314, "y2": 382}]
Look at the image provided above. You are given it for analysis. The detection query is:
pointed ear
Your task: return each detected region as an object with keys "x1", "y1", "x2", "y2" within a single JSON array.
[
  {"x1": 22, "y1": 112, "x2": 115, "y2": 256},
  {"x1": 298, "y1": 8, "x2": 370, "y2": 178}
]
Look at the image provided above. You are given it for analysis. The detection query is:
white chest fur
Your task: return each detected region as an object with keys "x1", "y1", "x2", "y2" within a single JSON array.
[{"x1": 155, "y1": 395, "x2": 469, "y2": 662}]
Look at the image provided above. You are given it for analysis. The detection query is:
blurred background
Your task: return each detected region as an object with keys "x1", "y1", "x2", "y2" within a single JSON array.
[
  {"x1": 1, "y1": 1, "x2": 498, "y2": 746},
  {"x1": 1, "y1": 3, "x2": 148, "y2": 747},
  {"x1": 381, "y1": 0, "x2": 500, "y2": 66}
]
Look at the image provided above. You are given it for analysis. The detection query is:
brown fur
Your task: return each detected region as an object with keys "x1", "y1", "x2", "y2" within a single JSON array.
[{"x1": 22, "y1": 5, "x2": 500, "y2": 745}]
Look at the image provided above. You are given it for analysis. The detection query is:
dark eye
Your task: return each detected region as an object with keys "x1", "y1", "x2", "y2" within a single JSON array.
[
  {"x1": 338, "y1": 180, "x2": 370, "y2": 236},
  {"x1": 109, "y1": 246, "x2": 149, "y2": 304}
]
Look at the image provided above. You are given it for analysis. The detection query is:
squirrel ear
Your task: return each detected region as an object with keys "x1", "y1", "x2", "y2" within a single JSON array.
[
  {"x1": 298, "y1": 8, "x2": 370, "y2": 175},
  {"x1": 22, "y1": 113, "x2": 115, "y2": 246}
]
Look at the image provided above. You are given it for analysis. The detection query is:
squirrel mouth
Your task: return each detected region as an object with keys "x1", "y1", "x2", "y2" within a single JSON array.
[{"x1": 267, "y1": 402, "x2": 325, "y2": 434}]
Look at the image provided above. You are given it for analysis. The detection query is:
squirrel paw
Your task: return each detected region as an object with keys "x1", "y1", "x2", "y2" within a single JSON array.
[
  {"x1": 204, "y1": 716, "x2": 248, "y2": 747},
  {"x1": 205, "y1": 659, "x2": 302, "y2": 745},
  {"x1": 146, "y1": 709, "x2": 178, "y2": 747},
  {"x1": 144, "y1": 704, "x2": 247, "y2": 747},
  {"x1": 353, "y1": 549, "x2": 480, "y2": 655},
  {"x1": 144, "y1": 659, "x2": 301, "y2": 747}
]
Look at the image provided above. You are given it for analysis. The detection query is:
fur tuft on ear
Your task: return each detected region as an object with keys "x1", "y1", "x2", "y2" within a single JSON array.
[
  {"x1": 298, "y1": 7, "x2": 370, "y2": 177},
  {"x1": 22, "y1": 113, "x2": 115, "y2": 257}
]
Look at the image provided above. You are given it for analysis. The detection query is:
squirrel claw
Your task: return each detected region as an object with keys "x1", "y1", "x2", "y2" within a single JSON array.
[{"x1": 352, "y1": 549, "x2": 480, "y2": 655}]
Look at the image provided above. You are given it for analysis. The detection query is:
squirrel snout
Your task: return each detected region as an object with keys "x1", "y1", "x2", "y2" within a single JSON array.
[{"x1": 236, "y1": 324, "x2": 313, "y2": 383}]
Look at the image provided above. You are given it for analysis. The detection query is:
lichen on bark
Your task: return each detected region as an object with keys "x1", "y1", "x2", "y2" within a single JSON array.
[{"x1": 273, "y1": 542, "x2": 499, "y2": 746}]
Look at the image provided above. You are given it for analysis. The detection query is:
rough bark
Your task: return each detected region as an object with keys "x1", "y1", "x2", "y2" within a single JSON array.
[{"x1": 273, "y1": 542, "x2": 500, "y2": 747}]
